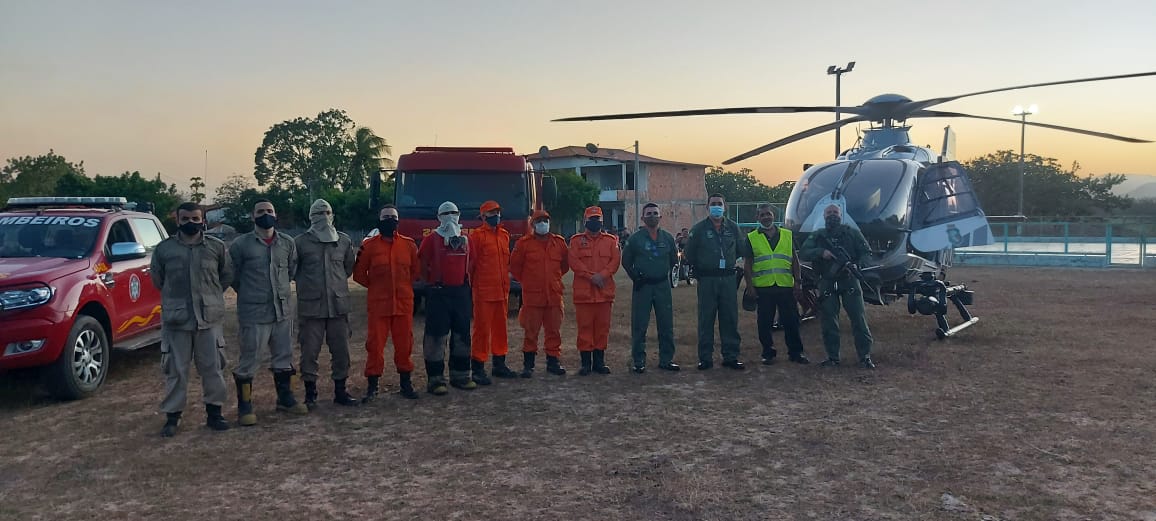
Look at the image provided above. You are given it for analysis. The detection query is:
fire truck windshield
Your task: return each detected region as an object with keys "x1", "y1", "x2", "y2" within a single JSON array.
[{"x1": 395, "y1": 171, "x2": 530, "y2": 220}]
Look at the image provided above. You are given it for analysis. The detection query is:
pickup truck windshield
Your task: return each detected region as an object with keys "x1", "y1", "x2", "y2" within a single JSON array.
[
  {"x1": 0, "y1": 218, "x2": 101, "y2": 258},
  {"x1": 396, "y1": 171, "x2": 530, "y2": 220}
]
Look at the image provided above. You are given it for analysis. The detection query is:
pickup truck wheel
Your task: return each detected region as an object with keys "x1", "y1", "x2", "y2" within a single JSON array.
[{"x1": 45, "y1": 315, "x2": 109, "y2": 400}]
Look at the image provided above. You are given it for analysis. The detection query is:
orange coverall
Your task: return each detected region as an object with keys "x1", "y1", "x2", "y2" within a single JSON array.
[
  {"x1": 510, "y1": 232, "x2": 569, "y2": 357},
  {"x1": 353, "y1": 233, "x2": 419, "y2": 375},
  {"x1": 467, "y1": 222, "x2": 511, "y2": 363},
  {"x1": 567, "y1": 231, "x2": 620, "y2": 352}
]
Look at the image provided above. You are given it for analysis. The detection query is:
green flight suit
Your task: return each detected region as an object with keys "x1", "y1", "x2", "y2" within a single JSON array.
[
  {"x1": 684, "y1": 217, "x2": 742, "y2": 364},
  {"x1": 799, "y1": 224, "x2": 874, "y2": 361},
  {"x1": 622, "y1": 227, "x2": 678, "y2": 367}
]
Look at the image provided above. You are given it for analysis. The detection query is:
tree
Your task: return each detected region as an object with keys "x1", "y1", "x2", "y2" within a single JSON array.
[
  {"x1": 964, "y1": 150, "x2": 1130, "y2": 217},
  {"x1": 189, "y1": 176, "x2": 206, "y2": 203},
  {"x1": 253, "y1": 109, "x2": 357, "y2": 200},
  {"x1": 550, "y1": 169, "x2": 599, "y2": 227},
  {"x1": 705, "y1": 166, "x2": 791, "y2": 203},
  {"x1": 1, "y1": 150, "x2": 85, "y2": 200},
  {"x1": 348, "y1": 127, "x2": 393, "y2": 191},
  {"x1": 53, "y1": 170, "x2": 183, "y2": 230}
]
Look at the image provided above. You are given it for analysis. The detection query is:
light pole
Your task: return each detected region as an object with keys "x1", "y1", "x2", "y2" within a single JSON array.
[
  {"x1": 827, "y1": 61, "x2": 855, "y2": 157},
  {"x1": 1012, "y1": 104, "x2": 1037, "y2": 217},
  {"x1": 633, "y1": 140, "x2": 640, "y2": 230}
]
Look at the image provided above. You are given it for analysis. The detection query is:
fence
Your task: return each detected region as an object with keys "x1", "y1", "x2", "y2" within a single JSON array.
[{"x1": 954, "y1": 221, "x2": 1156, "y2": 268}]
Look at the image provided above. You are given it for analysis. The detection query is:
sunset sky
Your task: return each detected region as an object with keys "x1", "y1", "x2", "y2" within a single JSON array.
[{"x1": 2, "y1": 0, "x2": 1155, "y2": 200}]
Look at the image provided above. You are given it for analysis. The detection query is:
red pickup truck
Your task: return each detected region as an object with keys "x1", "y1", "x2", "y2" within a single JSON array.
[{"x1": 0, "y1": 197, "x2": 166, "y2": 399}]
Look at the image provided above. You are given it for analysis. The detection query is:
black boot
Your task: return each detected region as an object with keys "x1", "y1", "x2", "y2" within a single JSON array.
[
  {"x1": 492, "y1": 355, "x2": 518, "y2": 379},
  {"x1": 303, "y1": 380, "x2": 318, "y2": 411},
  {"x1": 362, "y1": 376, "x2": 380, "y2": 403},
  {"x1": 234, "y1": 376, "x2": 257, "y2": 426},
  {"x1": 592, "y1": 349, "x2": 611, "y2": 374},
  {"x1": 273, "y1": 369, "x2": 308, "y2": 415},
  {"x1": 160, "y1": 411, "x2": 181, "y2": 437},
  {"x1": 471, "y1": 360, "x2": 493, "y2": 386},
  {"x1": 333, "y1": 378, "x2": 360, "y2": 406},
  {"x1": 579, "y1": 351, "x2": 593, "y2": 376},
  {"x1": 205, "y1": 404, "x2": 230, "y2": 431},
  {"x1": 546, "y1": 355, "x2": 567, "y2": 376},
  {"x1": 398, "y1": 372, "x2": 419, "y2": 399},
  {"x1": 520, "y1": 352, "x2": 536, "y2": 378}
]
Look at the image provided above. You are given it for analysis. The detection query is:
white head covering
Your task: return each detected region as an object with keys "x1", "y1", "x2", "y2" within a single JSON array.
[
  {"x1": 435, "y1": 201, "x2": 462, "y2": 245},
  {"x1": 308, "y1": 199, "x2": 339, "y2": 243}
]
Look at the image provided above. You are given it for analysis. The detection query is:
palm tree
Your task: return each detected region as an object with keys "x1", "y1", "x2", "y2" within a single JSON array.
[{"x1": 348, "y1": 127, "x2": 393, "y2": 190}]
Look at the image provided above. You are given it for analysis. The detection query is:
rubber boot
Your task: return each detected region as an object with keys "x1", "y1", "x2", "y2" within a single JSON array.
[
  {"x1": 579, "y1": 351, "x2": 593, "y2": 376},
  {"x1": 303, "y1": 380, "x2": 319, "y2": 411},
  {"x1": 492, "y1": 355, "x2": 518, "y2": 379},
  {"x1": 398, "y1": 372, "x2": 419, "y2": 399},
  {"x1": 471, "y1": 360, "x2": 493, "y2": 386},
  {"x1": 546, "y1": 355, "x2": 567, "y2": 376},
  {"x1": 333, "y1": 378, "x2": 360, "y2": 406},
  {"x1": 593, "y1": 349, "x2": 611, "y2": 374},
  {"x1": 426, "y1": 360, "x2": 449, "y2": 395},
  {"x1": 234, "y1": 376, "x2": 257, "y2": 426},
  {"x1": 205, "y1": 404, "x2": 230, "y2": 431},
  {"x1": 273, "y1": 370, "x2": 308, "y2": 415},
  {"x1": 160, "y1": 411, "x2": 181, "y2": 437},
  {"x1": 520, "y1": 352, "x2": 536, "y2": 378},
  {"x1": 362, "y1": 376, "x2": 380, "y2": 403}
]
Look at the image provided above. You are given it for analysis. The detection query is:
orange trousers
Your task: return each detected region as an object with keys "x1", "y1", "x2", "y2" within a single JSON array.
[
  {"x1": 364, "y1": 314, "x2": 414, "y2": 376},
  {"x1": 574, "y1": 302, "x2": 612, "y2": 352},
  {"x1": 471, "y1": 299, "x2": 509, "y2": 362},
  {"x1": 519, "y1": 304, "x2": 563, "y2": 358}
]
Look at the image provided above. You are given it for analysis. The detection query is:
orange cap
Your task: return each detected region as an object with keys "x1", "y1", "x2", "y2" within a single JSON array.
[
  {"x1": 480, "y1": 200, "x2": 501, "y2": 213},
  {"x1": 584, "y1": 206, "x2": 603, "y2": 219},
  {"x1": 531, "y1": 209, "x2": 550, "y2": 221}
]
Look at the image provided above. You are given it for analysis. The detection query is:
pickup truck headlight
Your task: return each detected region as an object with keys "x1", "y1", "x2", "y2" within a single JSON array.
[{"x1": 0, "y1": 284, "x2": 54, "y2": 311}]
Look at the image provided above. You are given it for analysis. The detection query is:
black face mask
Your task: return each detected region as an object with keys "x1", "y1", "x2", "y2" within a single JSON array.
[
  {"x1": 378, "y1": 219, "x2": 398, "y2": 237},
  {"x1": 585, "y1": 219, "x2": 602, "y2": 233},
  {"x1": 485, "y1": 215, "x2": 500, "y2": 227},
  {"x1": 825, "y1": 215, "x2": 842, "y2": 230},
  {"x1": 254, "y1": 214, "x2": 277, "y2": 230},
  {"x1": 179, "y1": 221, "x2": 204, "y2": 236}
]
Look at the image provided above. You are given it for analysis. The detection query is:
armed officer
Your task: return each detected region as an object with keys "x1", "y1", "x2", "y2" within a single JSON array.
[{"x1": 798, "y1": 204, "x2": 875, "y2": 368}]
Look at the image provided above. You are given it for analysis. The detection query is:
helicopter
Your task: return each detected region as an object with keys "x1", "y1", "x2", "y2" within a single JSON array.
[{"x1": 555, "y1": 71, "x2": 1156, "y2": 338}]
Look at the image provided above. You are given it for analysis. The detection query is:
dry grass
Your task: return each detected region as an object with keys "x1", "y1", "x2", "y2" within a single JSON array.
[{"x1": 2, "y1": 267, "x2": 1155, "y2": 520}]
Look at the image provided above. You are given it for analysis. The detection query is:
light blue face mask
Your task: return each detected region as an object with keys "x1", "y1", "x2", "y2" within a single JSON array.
[{"x1": 709, "y1": 205, "x2": 724, "y2": 218}]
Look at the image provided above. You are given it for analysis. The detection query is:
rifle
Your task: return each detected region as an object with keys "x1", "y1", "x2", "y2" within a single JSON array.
[{"x1": 817, "y1": 234, "x2": 881, "y2": 304}]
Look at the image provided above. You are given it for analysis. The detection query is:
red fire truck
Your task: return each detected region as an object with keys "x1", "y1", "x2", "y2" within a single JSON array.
[{"x1": 371, "y1": 147, "x2": 557, "y2": 310}]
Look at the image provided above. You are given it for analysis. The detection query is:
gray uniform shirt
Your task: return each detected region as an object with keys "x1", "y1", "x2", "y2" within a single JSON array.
[
  {"x1": 150, "y1": 233, "x2": 233, "y2": 331},
  {"x1": 293, "y1": 230, "x2": 355, "y2": 318},
  {"x1": 229, "y1": 230, "x2": 297, "y2": 324}
]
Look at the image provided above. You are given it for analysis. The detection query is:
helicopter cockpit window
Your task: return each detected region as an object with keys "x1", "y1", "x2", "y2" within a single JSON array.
[{"x1": 913, "y1": 164, "x2": 981, "y2": 227}]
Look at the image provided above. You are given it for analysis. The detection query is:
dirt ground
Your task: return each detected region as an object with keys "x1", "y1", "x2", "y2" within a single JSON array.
[{"x1": 1, "y1": 266, "x2": 1155, "y2": 521}]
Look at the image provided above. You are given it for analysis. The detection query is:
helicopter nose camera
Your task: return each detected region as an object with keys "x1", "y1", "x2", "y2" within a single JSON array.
[{"x1": 908, "y1": 271, "x2": 978, "y2": 340}]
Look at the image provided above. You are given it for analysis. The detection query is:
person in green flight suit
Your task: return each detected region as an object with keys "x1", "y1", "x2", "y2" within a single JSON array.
[
  {"x1": 684, "y1": 193, "x2": 744, "y2": 370},
  {"x1": 798, "y1": 203, "x2": 876, "y2": 369},
  {"x1": 621, "y1": 202, "x2": 679, "y2": 373}
]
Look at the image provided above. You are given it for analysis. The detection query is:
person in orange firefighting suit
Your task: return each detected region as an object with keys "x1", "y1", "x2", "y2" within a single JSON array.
[
  {"x1": 510, "y1": 209, "x2": 569, "y2": 377},
  {"x1": 467, "y1": 200, "x2": 517, "y2": 385},
  {"x1": 353, "y1": 204, "x2": 420, "y2": 400},
  {"x1": 568, "y1": 206, "x2": 621, "y2": 375}
]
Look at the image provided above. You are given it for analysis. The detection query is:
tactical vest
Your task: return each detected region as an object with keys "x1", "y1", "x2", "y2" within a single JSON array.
[{"x1": 748, "y1": 228, "x2": 794, "y2": 288}]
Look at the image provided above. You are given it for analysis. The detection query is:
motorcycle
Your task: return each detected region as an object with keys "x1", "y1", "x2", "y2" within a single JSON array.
[{"x1": 670, "y1": 246, "x2": 695, "y2": 288}]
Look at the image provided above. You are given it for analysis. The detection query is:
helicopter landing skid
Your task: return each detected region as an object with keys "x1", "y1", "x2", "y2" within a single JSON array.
[{"x1": 936, "y1": 317, "x2": 980, "y2": 340}]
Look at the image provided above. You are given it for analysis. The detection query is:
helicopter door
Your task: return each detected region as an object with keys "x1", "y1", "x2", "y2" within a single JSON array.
[{"x1": 909, "y1": 161, "x2": 994, "y2": 252}]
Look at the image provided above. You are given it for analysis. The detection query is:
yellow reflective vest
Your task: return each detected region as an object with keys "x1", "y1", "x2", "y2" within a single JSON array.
[{"x1": 748, "y1": 228, "x2": 794, "y2": 288}]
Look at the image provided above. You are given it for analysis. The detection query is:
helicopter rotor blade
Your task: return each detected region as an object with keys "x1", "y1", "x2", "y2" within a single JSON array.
[
  {"x1": 721, "y1": 116, "x2": 868, "y2": 165},
  {"x1": 553, "y1": 106, "x2": 864, "y2": 122},
  {"x1": 908, "y1": 71, "x2": 1156, "y2": 113},
  {"x1": 910, "y1": 110, "x2": 1152, "y2": 143}
]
